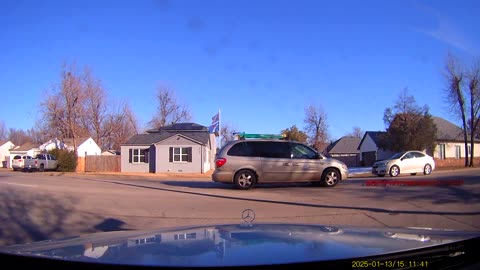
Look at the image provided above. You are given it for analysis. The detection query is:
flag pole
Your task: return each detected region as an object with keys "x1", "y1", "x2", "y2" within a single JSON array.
[{"x1": 218, "y1": 109, "x2": 221, "y2": 149}]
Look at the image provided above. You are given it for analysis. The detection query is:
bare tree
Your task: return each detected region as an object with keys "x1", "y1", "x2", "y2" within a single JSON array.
[
  {"x1": 39, "y1": 62, "x2": 88, "y2": 152},
  {"x1": 304, "y1": 104, "x2": 329, "y2": 150},
  {"x1": 0, "y1": 121, "x2": 7, "y2": 141},
  {"x1": 444, "y1": 54, "x2": 470, "y2": 167},
  {"x1": 220, "y1": 123, "x2": 238, "y2": 147},
  {"x1": 38, "y1": 62, "x2": 139, "y2": 151},
  {"x1": 7, "y1": 128, "x2": 32, "y2": 146},
  {"x1": 347, "y1": 126, "x2": 363, "y2": 139},
  {"x1": 26, "y1": 128, "x2": 46, "y2": 145},
  {"x1": 102, "y1": 103, "x2": 139, "y2": 150},
  {"x1": 82, "y1": 67, "x2": 108, "y2": 147},
  {"x1": 467, "y1": 60, "x2": 480, "y2": 166},
  {"x1": 148, "y1": 85, "x2": 192, "y2": 129}
]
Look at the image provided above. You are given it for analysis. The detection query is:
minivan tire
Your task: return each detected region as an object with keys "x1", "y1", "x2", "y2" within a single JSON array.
[
  {"x1": 234, "y1": 170, "x2": 256, "y2": 190},
  {"x1": 320, "y1": 168, "x2": 340, "y2": 187}
]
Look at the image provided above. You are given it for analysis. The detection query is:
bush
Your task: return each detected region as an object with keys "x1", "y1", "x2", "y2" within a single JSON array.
[{"x1": 48, "y1": 148, "x2": 77, "y2": 172}]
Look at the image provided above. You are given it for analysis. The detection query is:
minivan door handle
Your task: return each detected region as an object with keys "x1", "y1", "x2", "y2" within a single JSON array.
[
  {"x1": 292, "y1": 163, "x2": 300, "y2": 166},
  {"x1": 283, "y1": 162, "x2": 292, "y2": 166}
]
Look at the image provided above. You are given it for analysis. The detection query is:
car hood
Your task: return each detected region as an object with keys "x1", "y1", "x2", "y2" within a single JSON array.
[
  {"x1": 373, "y1": 159, "x2": 395, "y2": 165},
  {"x1": 1, "y1": 223, "x2": 479, "y2": 267}
]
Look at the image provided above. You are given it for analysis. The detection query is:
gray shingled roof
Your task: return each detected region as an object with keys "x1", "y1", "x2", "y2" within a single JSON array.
[
  {"x1": 432, "y1": 116, "x2": 468, "y2": 141},
  {"x1": 124, "y1": 125, "x2": 210, "y2": 146},
  {"x1": 147, "y1": 123, "x2": 208, "y2": 134},
  {"x1": 357, "y1": 117, "x2": 477, "y2": 150},
  {"x1": 10, "y1": 142, "x2": 39, "y2": 151},
  {"x1": 63, "y1": 137, "x2": 90, "y2": 146},
  {"x1": 328, "y1": 136, "x2": 361, "y2": 154}
]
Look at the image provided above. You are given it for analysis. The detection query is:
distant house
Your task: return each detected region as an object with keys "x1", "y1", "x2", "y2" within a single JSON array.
[
  {"x1": 102, "y1": 150, "x2": 120, "y2": 156},
  {"x1": 40, "y1": 137, "x2": 102, "y2": 157},
  {"x1": 0, "y1": 140, "x2": 15, "y2": 168},
  {"x1": 325, "y1": 136, "x2": 361, "y2": 167},
  {"x1": 357, "y1": 131, "x2": 395, "y2": 166},
  {"x1": 9, "y1": 142, "x2": 42, "y2": 168},
  {"x1": 432, "y1": 116, "x2": 480, "y2": 160},
  {"x1": 39, "y1": 138, "x2": 66, "y2": 152},
  {"x1": 63, "y1": 137, "x2": 102, "y2": 157},
  {"x1": 358, "y1": 116, "x2": 480, "y2": 166},
  {"x1": 121, "y1": 123, "x2": 217, "y2": 174}
]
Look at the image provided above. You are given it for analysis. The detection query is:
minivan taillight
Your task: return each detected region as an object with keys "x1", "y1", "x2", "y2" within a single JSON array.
[{"x1": 216, "y1": 158, "x2": 227, "y2": 168}]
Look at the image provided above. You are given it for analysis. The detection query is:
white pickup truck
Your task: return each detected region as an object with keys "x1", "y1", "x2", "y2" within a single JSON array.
[{"x1": 25, "y1": 154, "x2": 59, "y2": 172}]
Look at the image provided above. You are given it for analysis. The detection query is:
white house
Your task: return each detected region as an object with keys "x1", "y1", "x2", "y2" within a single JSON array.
[
  {"x1": 0, "y1": 140, "x2": 15, "y2": 168},
  {"x1": 40, "y1": 137, "x2": 102, "y2": 157},
  {"x1": 357, "y1": 131, "x2": 394, "y2": 166},
  {"x1": 63, "y1": 137, "x2": 102, "y2": 157},
  {"x1": 39, "y1": 138, "x2": 66, "y2": 152},
  {"x1": 432, "y1": 116, "x2": 480, "y2": 160},
  {"x1": 9, "y1": 142, "x2": 42, "y2": 168}
]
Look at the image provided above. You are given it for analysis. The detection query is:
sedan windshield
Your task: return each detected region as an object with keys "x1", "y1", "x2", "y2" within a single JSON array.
[{"x1": 388, "y1": 152, "x2": 406, "y2": 160}]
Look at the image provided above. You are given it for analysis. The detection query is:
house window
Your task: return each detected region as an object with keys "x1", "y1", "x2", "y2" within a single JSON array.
[
  {"x1": 468, "y1": 145, "x2": 472, "y2": 156},
  {"x1": 169, "y1": 147, "x2": 192, "y2": 163},
  {"x1": 174, "y1": 233, "x2": 196, "y2": 240},
  {"x1": 439, "y1": 144, "x2": 446, "y2": 160},
  {"x1": 455, "y1": 146, "x2": 461, "y2": 159},
  {"x1": 129, "y1": 149, "x2": 149, "y2": 163}
]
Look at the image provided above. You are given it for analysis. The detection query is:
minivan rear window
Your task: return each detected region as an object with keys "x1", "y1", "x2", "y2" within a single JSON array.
[
  {"x1": 227, "y1": 142, "x2": 254, "y2": 157},
  {"x1": 252, "y1": 141, "x2": 290, "y2": 159}
]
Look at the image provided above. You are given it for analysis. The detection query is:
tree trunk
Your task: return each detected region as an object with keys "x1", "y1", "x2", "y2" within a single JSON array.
[{"x1": 462, "y1": 119, "x2": 469, "y2": 167}]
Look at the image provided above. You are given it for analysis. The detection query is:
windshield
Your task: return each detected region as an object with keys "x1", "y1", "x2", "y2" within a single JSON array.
[
  {"x1": 388, "y1": 152, "x2": 406, "y2": 160},
  {"x1": 1, "y1": 0, "x2": 479, "y2": 267}
]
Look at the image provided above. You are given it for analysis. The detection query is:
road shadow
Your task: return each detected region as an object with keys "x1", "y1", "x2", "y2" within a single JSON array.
[
  {"x1": 337, "y1": 180, "x2": 480, "y2": 206},
  {"x1": 78, "y1": 178, "x2": 480, "y2": 217},
  {"x1": 0, "y1": 188, "x2": 129, "y2": 246},
  {"x1": 162, "y1": 181, "x2": 231, "y2": 189},
  {"x1": 94, "y1": 218, "x2": 129, "y2": 232},
  {"x1": 162, "y1": 181, "x2": 312, "y2": 189}
]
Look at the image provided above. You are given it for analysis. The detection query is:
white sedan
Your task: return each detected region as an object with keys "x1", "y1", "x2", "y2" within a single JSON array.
[{"x1": 372, "y1": 151, "x2": 435, "y2": 177}]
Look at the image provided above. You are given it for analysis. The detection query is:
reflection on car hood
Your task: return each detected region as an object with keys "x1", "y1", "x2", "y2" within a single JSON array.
[{"x1": 1, "y1": 223, "x2": 479, "y2": 267}]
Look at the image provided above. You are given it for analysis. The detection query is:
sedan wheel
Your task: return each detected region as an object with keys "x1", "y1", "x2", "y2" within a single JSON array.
[
  {"x1": 389, "y1": 165, "x2": 400, "y2": 177},
  {"x1": 234, "y1": 170, "x2": 256, "y2": 190},
  {"x1": 424, "y1": 164, "x2": 432, "y2": 175}
]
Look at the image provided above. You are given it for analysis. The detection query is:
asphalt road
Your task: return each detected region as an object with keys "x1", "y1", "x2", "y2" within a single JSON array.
[{"x1": 0, "y1": 168, "x2": 479, "y2": 246}]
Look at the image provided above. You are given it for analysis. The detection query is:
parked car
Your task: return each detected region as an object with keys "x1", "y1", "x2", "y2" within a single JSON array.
[
  {"x1": 372, "y1": 151, "x2": 435, "y2": 177},
  {"x1": 24, "y1": 154, "x2": 59, "y2": 172},
  {"x1": 11, "y1": 155, "x2": 34, "y2": 171},
  {"x1": 212, "y1": 140, "x2": 349, "y2": 189}
]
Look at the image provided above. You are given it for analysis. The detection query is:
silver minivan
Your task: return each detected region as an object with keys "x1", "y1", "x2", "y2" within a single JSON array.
[{"x1": 212, "y1": 140, "x2": 349, "y2": 189}]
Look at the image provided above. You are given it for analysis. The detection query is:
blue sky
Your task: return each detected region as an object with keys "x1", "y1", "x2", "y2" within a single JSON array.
[{"x1": 1, "y1": 0, "x2": 479, "y2": 140}]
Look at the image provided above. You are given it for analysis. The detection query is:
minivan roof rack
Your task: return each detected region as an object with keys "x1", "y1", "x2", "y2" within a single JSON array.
[{"x1": 233, "y1": 132, "x2": 285, "y2": 140}]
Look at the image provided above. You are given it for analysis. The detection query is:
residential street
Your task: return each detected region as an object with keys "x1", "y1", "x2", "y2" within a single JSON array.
[{"x1": 0, "y1": 168, "x2": 479, "y2": 246}]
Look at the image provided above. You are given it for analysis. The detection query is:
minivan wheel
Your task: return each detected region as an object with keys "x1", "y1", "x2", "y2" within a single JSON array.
[
  {"x1": 234, "y1": 170, "x2": 256, "y2": 190},
  {"x1": 320, "y1": 168, "x2": 340, "y2": 187}
]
